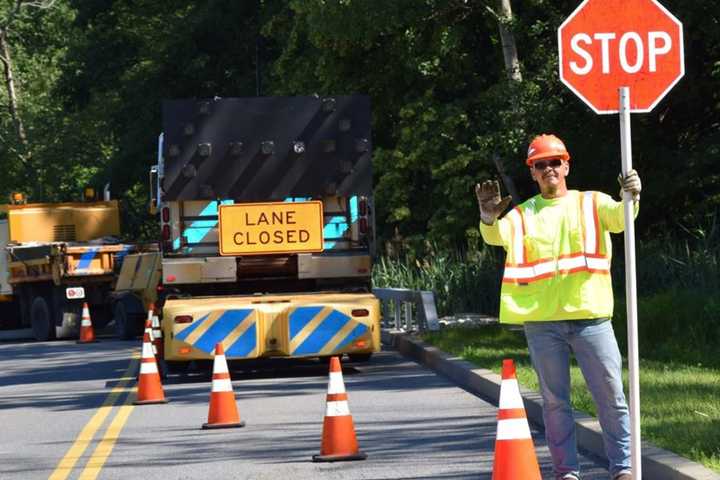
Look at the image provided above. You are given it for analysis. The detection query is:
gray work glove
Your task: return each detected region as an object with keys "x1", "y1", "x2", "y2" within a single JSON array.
[
  {"x1": 475, "y1": 180, "x2": 512, "y2": 225},
  {"x1": 618, "y1": 169, "x2": 641, "y2": 202}
]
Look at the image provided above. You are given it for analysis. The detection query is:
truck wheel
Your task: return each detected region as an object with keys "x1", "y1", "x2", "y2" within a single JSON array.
[
  {"x1": 31, "y1": 296, "x2": 55, "y2": 341},
  {"x1": 113, "y1": 301, "x2": 136, "y2": 340},
  {"x1": 89, "y1": 304, "x2": 111, "y2": 330},
  {"x1": 347, "y1": 353, "x2": 372, "y2": 363}
]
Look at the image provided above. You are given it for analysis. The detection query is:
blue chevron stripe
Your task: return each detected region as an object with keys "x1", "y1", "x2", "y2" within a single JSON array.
[
  {"x1": 194, "y1": 309, "x2": 252, "y2": 353},
  {"x1": 293, "y1": 310, "x2": 351, "y2": 355},
  {"x1": 337, "y1": 323, "x2": 369, "y2": 350},
  {"x1": 289, "y1": 306, "x2": 324, "y2": 339},
  {"x1": 175, "y1": 313, "x2": 209, "y2": 341},
  {"x1": 77, "y1": 247, "x2": 100, "y2": 270},
  {"x1": 226, "y1": 324, "x2": 257, "y2": 357}
]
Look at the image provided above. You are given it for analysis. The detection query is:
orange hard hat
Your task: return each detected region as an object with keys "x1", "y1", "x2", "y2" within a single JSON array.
[{"x1": 526, "y1": 134, "x2": 570, "y2": 165}]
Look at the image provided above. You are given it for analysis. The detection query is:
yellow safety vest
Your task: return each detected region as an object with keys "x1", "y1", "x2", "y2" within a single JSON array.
[{"x1": 480, "y1": 190, "x2": 638, "y2": 324}]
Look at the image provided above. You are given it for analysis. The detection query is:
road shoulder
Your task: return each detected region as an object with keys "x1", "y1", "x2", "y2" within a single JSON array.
[{"x1": 382, "y1": 330, "x2": 720, "y2": 480}]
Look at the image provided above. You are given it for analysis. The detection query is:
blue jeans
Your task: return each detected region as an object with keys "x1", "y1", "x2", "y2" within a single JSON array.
[{"x1": 524, "y1": 319, "x2": 631, "y2": 479}]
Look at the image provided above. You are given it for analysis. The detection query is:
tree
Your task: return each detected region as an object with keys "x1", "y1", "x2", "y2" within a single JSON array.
[{"x1": 0, "y1": 0, "x2": 59, "y2": 195}]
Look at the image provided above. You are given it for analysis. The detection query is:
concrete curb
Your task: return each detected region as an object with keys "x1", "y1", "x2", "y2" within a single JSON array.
[{"x1": 383, "y1": 330, "x2": 720, "y2": 480}]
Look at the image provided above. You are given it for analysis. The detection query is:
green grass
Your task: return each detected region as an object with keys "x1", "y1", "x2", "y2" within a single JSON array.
[{"x1": 423, "y1": 325, "x2": 720, "y2": 473}]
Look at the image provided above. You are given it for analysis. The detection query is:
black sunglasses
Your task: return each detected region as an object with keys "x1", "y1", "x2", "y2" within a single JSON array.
[{"x1": 533, "y1": 159, "x2": 563, "y2": 170}]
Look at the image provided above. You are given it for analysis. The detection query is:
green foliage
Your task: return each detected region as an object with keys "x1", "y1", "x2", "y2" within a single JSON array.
[
  {"x1": 0, "y1": 1, "x2": 717, "y2": 249},
  {"x1": 0, "y1": 2, "x2": 76, "y2": 199},
  {"x1": 372, "y1": 247, "x2": 502, "y2": 317}
]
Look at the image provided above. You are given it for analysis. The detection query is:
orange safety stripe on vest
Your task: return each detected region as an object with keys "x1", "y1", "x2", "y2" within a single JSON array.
[{"x1": 502, "y1": 192, "x2": 610, "y2": 284}]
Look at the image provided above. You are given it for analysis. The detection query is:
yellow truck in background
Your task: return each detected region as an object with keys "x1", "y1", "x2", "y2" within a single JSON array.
[
  {"x1": 152, "y1": 95, "x2": 381, "y2": 372},
  {"x1": 0, "y1": 194, "x2": 159, "y2": 340}
]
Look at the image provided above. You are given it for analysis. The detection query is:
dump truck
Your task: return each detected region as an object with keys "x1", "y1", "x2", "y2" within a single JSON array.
[
  {"x1": 0, "y1": 195, "x2": 155, "y2": 340},
  {"x1": 151, "y1": 95, "x2": 381, "y2": 372}
]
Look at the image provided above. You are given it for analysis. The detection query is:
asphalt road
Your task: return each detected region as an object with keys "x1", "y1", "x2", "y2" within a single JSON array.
[{"x1": 0, "y1": 336, "x2": 611, "y2": 479}]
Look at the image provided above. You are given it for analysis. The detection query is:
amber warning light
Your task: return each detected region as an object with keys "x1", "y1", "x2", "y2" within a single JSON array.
[{"x1": 218, "y1": 201, "x2": 324, "y2": 256}]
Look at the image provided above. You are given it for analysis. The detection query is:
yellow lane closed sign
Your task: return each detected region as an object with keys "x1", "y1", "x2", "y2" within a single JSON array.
[{"x1": 218, "y1": 201, "x2": 324, "y2": 255}]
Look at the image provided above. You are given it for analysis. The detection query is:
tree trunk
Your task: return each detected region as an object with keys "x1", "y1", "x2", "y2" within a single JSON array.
[
  {"x1": 0, "y1": 28, "x2": 32, "y2": 183},
  {"x1": 0, "y1": 29, "x2": 29, "y2": 148},
  {"x1": 497, "y1": 0, "x2": 522, "y2": 82},
  {"x1": 491, "y1": 0, "x2": 522, "y2": 204},
  {"x1": 493, "y1": 153, "x2": 519, "y2": 206}
]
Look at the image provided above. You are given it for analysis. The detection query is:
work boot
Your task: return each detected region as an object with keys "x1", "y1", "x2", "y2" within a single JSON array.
[
  {"x1": 560, "y1": 474, "x2": 580, "y2": 480},
  {"x1": 613, "y1": 473, "x2": 632, "y2": 480}
]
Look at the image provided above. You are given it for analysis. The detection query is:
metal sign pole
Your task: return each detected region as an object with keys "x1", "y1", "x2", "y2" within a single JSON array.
[{"x1": 619, "y1": 86, "x2": 641, "y2": 479}]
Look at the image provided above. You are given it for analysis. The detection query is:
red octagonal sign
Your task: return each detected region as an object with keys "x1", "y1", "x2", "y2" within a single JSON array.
[{"x1": 558, "y1": 0, "x2": 684, "y2": 114}]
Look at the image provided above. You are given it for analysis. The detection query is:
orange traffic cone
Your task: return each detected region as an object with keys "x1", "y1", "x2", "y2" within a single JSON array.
[
  {"x1": 492, "y1": 359, "x2": 541, "y2": 480},
  {"x1": 312, "y1": 356, "x2": 367, "y2": 462},
  {"x1": 202, "y1": 343, "x2": 245, "y2": 429},
  {"x1": 134, "y1": 329, "x2": 168, "y2": 405},
  {"x1": 77, "y1": 302, "x2": 97, "y2": 344}
]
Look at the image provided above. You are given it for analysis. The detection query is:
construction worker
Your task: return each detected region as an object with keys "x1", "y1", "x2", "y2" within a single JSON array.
[{"x1": 475, "y1": 134, "x2": 641, "y2": 480}]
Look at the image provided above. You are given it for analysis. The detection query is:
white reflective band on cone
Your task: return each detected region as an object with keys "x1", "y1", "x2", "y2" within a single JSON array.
[
  {"x1": 140, "y1": 362, "x2": 158, "y2": 374},
  {"x1": 212, "y1": 378, "x2": 233, "y2": 392},
  {"x1": 327, "y1": 372, "x2": 346, "y2": 394},
  {"x1": 142, "y1": 341, "x2": 155, "y2": 358},
  {"x1": 325, "y1": 400, "x2": 350, "y2": 417},
  {"x1": 81, "y1": 319, "x2": 92, "y2": 326},
  {"x1": 498, "y1": 379, "x2": 524, "y2": 409},
  {"x1": 213, "y1": 356, "x2": 229, "y2": 374},
  {"x1": 496, "y1": 418, "x2": 532, "y2": 440}
]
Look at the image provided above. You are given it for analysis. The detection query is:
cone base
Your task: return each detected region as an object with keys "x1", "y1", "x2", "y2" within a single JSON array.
[
  {"x1": 77, "y1": 339, "x2": 98, "y2": 344},
  {"x1": 134, "y1": 398, "x2": 168, "y2": 405},
  {"x1": 202, "y1": 420, "x2": 246, "y2": 430},
  {"x1": 312, "y1": 452, "x2": 367, "y2": 463}
]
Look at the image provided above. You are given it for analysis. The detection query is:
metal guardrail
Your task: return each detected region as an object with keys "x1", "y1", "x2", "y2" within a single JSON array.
[{"x1": 372, "y1": 288, "x2": 440, "y2": 332}]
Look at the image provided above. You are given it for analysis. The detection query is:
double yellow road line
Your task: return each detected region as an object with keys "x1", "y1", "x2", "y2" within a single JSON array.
[{"x1": 49, "y1": 353, "x2": 139, "y2": 480}]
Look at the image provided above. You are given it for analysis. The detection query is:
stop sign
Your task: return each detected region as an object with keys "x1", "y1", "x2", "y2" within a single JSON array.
[{"x1": 558, "y1": 0, "x2": 684, "y2": 114}]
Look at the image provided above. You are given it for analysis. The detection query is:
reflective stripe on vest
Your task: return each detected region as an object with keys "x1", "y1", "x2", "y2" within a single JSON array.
[
  {"x1": 582, "y1": 191, "x2": 600, "y2": 255},
  {"x1": 506, "y1": 208, "x2": 526, "y2": 265},
  {"x1": 503, "y1": 192, "x2": 609, "y2": 284}
]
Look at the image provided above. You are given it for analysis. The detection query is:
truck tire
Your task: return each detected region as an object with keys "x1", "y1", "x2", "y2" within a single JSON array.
[
  {"x1": 113, "y1": 301, "x2": 136, "y2": 340},
  {"x1": 31, "y1": 296, "x2": 55, "y2": 341},
  {"x1": 51, "y1": 288, "x2": 81, "y2": 339},
  {"x1": 89, "y1": 303, "x2": 112, "y2": 330}
]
